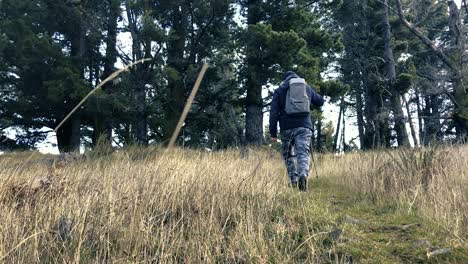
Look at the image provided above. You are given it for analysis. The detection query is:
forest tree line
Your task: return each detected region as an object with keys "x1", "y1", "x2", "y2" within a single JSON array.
[{"x1": 0, "y1": 0, "x2": 466, "y2": 153}]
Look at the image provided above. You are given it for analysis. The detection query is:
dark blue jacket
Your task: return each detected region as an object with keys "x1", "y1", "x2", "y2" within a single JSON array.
[{"x1": 269, "y1": 72, "x2": 324, "y2": 138}]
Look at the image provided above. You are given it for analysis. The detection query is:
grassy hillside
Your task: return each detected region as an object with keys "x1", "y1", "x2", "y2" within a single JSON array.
[{"x1": 0, "y1": 146, "x2": 467, "y2": 263}]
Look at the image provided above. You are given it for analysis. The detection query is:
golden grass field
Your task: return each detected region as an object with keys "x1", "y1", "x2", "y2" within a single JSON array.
[{"x1": 0, "y1": 146, "x2": 467, "y2": 263}]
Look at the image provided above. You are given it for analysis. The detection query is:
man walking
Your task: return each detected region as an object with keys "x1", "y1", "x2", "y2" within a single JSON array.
[{"x1": 269, "y1": 71, "x2": 324, "y2": 191}]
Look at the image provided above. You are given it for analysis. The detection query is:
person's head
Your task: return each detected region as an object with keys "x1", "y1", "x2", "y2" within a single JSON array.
[{"x1": 283, "y1": 71, "x2": 298, "y2": 80}]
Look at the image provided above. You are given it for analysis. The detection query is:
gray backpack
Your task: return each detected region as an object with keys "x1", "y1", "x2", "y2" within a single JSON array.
[{"x1": 285, "y1": 78, "x2": 310, "y2": 116}]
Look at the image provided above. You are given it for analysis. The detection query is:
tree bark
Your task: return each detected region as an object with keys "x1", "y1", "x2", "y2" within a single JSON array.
[
  {"x1": 245, "y1": 0, "x2": 264, "y2": 146},
  {"x1": 383, "y1": 0, "x2": 410, "y2": 147}
]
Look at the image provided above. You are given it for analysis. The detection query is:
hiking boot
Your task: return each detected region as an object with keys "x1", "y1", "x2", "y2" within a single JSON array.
[
  {"x1": 298, "y1": 176, "x2": 307, "y2": 192},
  {"x1": 290, "y1": 181, "x2": 298, "y2": 188}
]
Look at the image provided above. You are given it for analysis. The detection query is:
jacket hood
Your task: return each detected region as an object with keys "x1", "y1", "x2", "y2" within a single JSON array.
[
  {"x1": 283, "y1": 71, "x2": 299, "y2": 82},
  {"x1": 283, "y1": 71, "x2": 299, "y2": 83}
]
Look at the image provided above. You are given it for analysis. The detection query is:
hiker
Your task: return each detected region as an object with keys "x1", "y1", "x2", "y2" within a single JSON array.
[{"x1": 269, "y1": 71, "x2": 324, "y2": 191}]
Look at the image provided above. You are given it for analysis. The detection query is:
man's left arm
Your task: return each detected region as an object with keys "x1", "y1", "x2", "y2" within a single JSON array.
[{"x1": 269, "y1": 90, "x2": 280, "y2": 140}]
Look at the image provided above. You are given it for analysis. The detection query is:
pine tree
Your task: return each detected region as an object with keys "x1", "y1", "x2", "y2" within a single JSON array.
[{"x1": 242, "y1": 0, "x2": 344, "y2": 146}]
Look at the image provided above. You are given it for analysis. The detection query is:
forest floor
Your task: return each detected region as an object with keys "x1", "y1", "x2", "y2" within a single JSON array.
[{"x1": 282, "y1": 177, "x2": 468, "y2": 263}]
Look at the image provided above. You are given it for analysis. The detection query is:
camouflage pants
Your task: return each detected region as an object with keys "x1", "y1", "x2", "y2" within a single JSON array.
[{"x1": 280, "y1": 127, "x2": 313, "y2": 183}]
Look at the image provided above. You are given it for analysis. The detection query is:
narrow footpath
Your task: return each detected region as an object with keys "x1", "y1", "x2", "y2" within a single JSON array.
[{"x1": 281, "y1": 178, "x2": 468, "y2": 263}]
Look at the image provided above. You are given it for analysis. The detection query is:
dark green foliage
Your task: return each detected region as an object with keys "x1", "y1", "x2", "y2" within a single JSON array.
[
  {"x1": 1, "y1": 0, "x2": 463, "y2": 152},
  {"x1": 394, "y1": 73, "x2": 413, "y2": 94}
]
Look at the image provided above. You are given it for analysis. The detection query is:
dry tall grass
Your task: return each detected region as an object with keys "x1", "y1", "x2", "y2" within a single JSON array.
[
  {"x1": 0, "y1": 149, "x2": 309, "y2": 263},
  {"x1": 0, "y1": 146, "x2": 466, "y2": 262}
]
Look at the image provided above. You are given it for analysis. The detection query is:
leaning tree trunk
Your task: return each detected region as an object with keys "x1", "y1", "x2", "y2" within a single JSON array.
[
  {"x1": 334, "y1": 96, "x2": 344, "y2": 151},
  {"x1": 383, "y1": 0, "x2": 410, "y2": 147},
  {"x1": 245, "y1": 0, "x2": 264, "y2": 146}
]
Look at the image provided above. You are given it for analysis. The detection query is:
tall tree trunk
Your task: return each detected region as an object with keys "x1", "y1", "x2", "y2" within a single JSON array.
[
  {"x1": 377, "y1": 99, "x2": 390, "y2": 148},
  {"x1": 448, "y1": 1, "x2": 467, "y2": 142},
  {"x1": 95, "y1": 0, "x2": 120, "y2": 146},
  {"x1": 423, "y1": 95, "x2": 441, "y2": 144},
  {"x1": 355, "y1": 85, "x2": 366, "y2": 149},
  {"x1": 341, "y1": 104, "x2": 347, "y2": 151},
  {"x1": 415, "y1": 87, "x2": 424, "y2": 145},
  {"x1": 58, "y1": 7, "x2": 86, "y2": 153},
  {"x1": 403, "y1": 95, "x2": 419, "y2": 147},
  {"x1": 360, "y1": 0, "x2": 381, "y2": 149},
  {"x1": 133, "y1": 76, "x2": 148, "y2": 145},
  {"x1": 126, "y1": 1, "x2": 149, "y2": 145},
  {"x1": 430, "y1": 95, "x2": 442, "y2": 141},
  {"x1": 92, "y1": 59, "x2": 101, "y2": 146},
  {"x1": 316, "y1": 113, "x2": 322, "y2": 152},
  {"x1": 422, "y1": 95, "x2": 431, "y2": 144},
  {"x1": 383, "y1": 0, "x2": 410, "y2": 147},
  {"x1": 163, "y1": 3, "x2": 188, "y2": 145},
  {"x1": 364, "y1": 79, "x2": 383, "y2": 148},
  {"x1": 245, "y1": 0, "x2": 264, "y2": 146},
  {"x1": 365, "y1": 86, "x2": 377, "y2": 148},
  {"x1": 57, "y1": 116, "x2": 81, "y2": 153}
]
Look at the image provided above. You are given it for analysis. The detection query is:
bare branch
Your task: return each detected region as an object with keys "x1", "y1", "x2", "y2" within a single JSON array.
[
  {"x1": 393, "y1": 0, "x2": 456, "y2": 71},
  {"x1": 116, "y1": 44, "x2": 132, "y2": 65},
  {"x1": 375, "y1": 0, "x2": 399, "y2": 16}
]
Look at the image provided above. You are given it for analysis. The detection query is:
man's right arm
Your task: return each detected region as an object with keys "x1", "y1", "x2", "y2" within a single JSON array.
[{"x1": 308, "y1": 85, "x2": 324, "y2": 107}]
